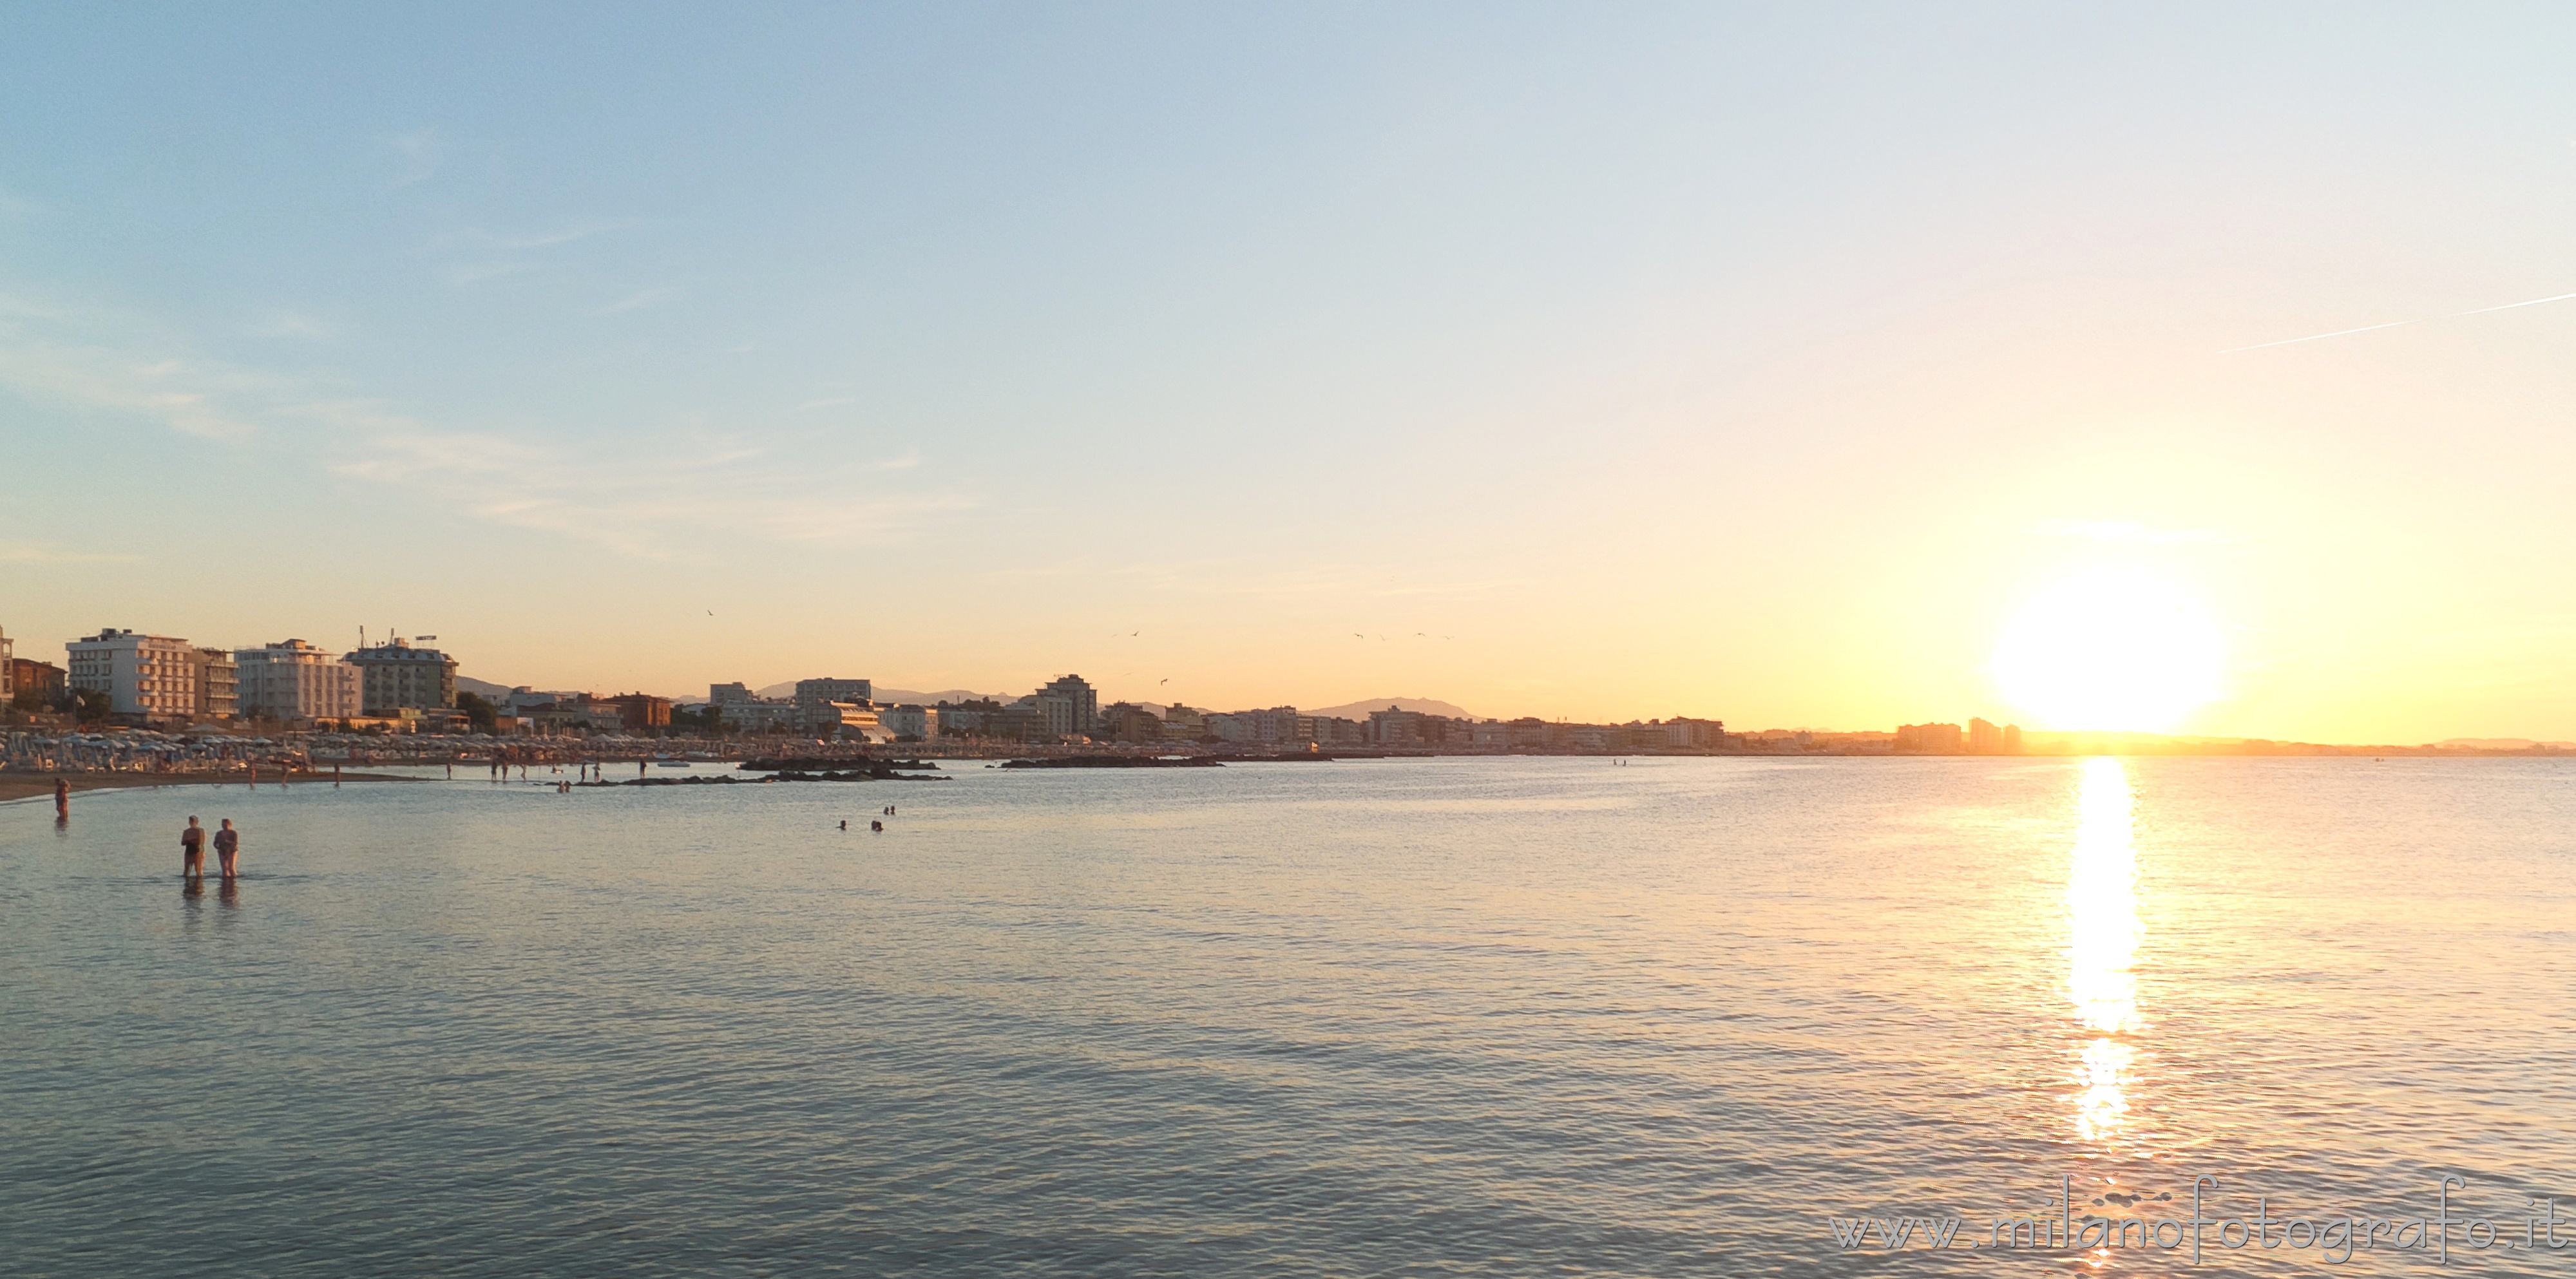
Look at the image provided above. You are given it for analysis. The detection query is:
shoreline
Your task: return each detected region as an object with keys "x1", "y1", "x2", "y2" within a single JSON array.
[{"x1": 0, "y1": 772, "x2": 414, "y2": 806}]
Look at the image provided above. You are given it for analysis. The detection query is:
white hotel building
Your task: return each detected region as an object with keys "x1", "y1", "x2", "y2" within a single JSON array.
[
  {"x1": 234, "y1": 639, "x2": 363, "y2": 721},
  {"x1": 66, "y1": 629, "x2": 200, "y2": 719}
]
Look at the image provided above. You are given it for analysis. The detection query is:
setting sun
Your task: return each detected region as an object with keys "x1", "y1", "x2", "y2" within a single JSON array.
[{"x1": 1992, "y1": 570, "x2": 2224, "y2": 732}]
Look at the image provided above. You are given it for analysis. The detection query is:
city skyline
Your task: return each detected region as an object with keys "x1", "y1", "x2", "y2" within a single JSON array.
[
  {"x1": 18, "y1": 617, "x2": 2568, "y2": 752},
  {"x1": 6, "y1": 8, "x2": 2575, "y2": 741}
]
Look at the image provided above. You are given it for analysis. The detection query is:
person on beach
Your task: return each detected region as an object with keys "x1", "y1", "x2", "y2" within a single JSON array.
[
  {"x1": 180, "y1": 817, "x2": 206, "y2": 880},
  {"x1": 213, "y1": 819, "x2": 240, "y2": 880}
]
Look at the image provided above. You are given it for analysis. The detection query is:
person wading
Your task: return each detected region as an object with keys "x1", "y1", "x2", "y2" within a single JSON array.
[
  {"x1": 180, "y1": 817, "x2": 207, "y2": 881},
  {"x1": 213, "y1": 819, "x2": 241, "y2": 880}
]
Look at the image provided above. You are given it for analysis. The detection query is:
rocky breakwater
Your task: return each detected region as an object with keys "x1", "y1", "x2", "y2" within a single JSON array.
[{"x1": 587, "y1": 757, "x2": 946, "y2": 786}]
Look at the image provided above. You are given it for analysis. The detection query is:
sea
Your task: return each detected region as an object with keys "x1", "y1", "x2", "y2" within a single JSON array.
[{"x1": 3, "y1": 755, "x2": 2571, "y2": 1277}]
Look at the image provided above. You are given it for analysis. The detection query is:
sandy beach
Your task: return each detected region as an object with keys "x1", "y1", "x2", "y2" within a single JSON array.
[{"x1": 0, "y1": 772, "x2": 411, "y2": 805}]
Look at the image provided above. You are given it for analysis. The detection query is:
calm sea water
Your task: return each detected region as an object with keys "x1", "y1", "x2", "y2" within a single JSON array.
[{"x1": 4, "y1": 756, "x2": 2572, "y2": 1276}]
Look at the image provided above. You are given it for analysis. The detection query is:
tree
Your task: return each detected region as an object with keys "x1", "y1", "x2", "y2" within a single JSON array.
[
  {"x1": 73, "y1": 688, "x2": 112, "y2": 724},
  {"x1": 457, "y1": 691, "x2": 500, "y2": 734}
]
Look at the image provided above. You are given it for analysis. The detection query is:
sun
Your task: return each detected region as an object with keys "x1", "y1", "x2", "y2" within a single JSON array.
[{"x1": 1992, "y1": 569, "x2": 2224, "y2": 732}]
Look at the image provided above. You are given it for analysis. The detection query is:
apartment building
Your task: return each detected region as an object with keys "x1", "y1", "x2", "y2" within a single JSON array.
[
  {"x1": 877, "y1": 703, "x2": 939, "y2": 741},
  {"x1": 187, "y1": 647, "x2": 239, "y2": 719},
  {"x1": 718, "y1": 700, "x2": 803, "y2": 732},
  {"x1": 793, "y1": 677, "x2": 872, "y2": 706},
  {"x1": 1034, "y1": 674, "x2": 1098, "y2": 738},
  {"x1": 1967, "y1": 717, "x2": 2024, "y2": 754},
  {"x1": 602, "y1": 692, "x2": 673, "y2": 730},
  {"x1": 235, "y1": 640, "x2": 363, "y2": 721},
  {"x1": 9, "y1": 658, "x2": 66, "y2": 702},
  {"x1": 66, "y1": 629, "x2": 199, "y2": 719},
  {"x1": 1894, "y1": 721, "x2": 1965, "y2": 753},
  {"x1": 346, "y1": 639, "x2": 458, "y2": 713}
]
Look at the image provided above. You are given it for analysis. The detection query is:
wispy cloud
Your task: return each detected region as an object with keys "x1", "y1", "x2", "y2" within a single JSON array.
[
  {"x1": 0, "y1": 334, "x2": 265, "y2": 441},
  {"x1": 250, "y1": 310, "x2": 336, "y2": 340},
  {"x1": 593, "y1": 286, "x2": 683, "y2": 315},
  {"x1": 423, "y1": 220, "x2": 637, "y2": 290},
  {"x1": 980, "y1": 560, "x2": 1525, "y2": 600},
  {"x1": 0, "y1": 539, "x2": 140, "y2": 564},
  {"x1": 324, "y1": 424, "x2": 964, "y2": 558},
  {"x1": 0, "y1": 290, "x2": 975, "y2": 561},
  {"x1": 426, "y1": 221, "x2": 632, "y2": 253},
  {"x1": 383, "y1": 129, "x2": 445, "y2": 187},
  {"x1": 443, "y1": 261, "x2": 537, "y2": 287},
  {"x1": 793, "y1": 396, "x2": 859, "y2": 411},
  {"x1": 1368, "y1": 577, "x2": 1525, "y2": 598},
  {"x1": 2030, "y1": 519, "x2": 2221, "y2": 545}
]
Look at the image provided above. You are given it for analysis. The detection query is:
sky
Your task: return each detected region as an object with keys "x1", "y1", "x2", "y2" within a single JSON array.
[{"x1": 3, "y1": 3, "x2": 2573, "y2": 742}]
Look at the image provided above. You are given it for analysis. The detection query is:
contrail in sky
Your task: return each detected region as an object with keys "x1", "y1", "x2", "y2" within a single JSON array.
[{"x1": 2220, "y1": 289, "x2": 2576, "y2": 354}]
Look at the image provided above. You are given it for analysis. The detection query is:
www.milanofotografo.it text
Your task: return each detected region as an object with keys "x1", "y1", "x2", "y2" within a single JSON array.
[{"x1": 1827, "y1": 1177, "x2": 2573, "y2": 1265}]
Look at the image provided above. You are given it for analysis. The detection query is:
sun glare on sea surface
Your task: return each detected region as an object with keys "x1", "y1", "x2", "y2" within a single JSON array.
[{"x1": 1993, "y1": 570, "x2": 2222, "y2": 732}]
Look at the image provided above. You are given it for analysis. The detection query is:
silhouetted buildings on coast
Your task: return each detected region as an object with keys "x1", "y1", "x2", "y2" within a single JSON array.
[
  {"x1": 0, "y1": 619, "x2": 1975, "y2": 756},
  {"x1": 8, "y1": 618, "x2": 2326, "y2": 761},
  {"x1": 1891, "y1": 719, "x2": 2025, "y2": 753}
]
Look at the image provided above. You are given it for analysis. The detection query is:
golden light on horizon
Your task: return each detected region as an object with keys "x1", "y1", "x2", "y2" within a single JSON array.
[{"x1": 1993, "y1": 569, "x2": 2223, "y2": 733}]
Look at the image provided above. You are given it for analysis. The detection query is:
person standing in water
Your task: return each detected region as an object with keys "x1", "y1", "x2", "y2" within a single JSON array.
[
  {"x1": 180, "y1": 817, "x2": 207, "y2": 880},
  {"x1": 54, "y1": 777, "x2": 70, "y2": 819},
  {"x1": 213, "y1": 819, "x2": 241, "y2": 880}
]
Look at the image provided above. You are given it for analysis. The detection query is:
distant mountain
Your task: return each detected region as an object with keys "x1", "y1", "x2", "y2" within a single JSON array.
[
  {"x1": 875, "y1": 688, "x2": 1012, "y2": 706},
  {"x1": 1302, "y1": 697, "x2": 1480, "y2": 721},
  {"x1": 456, "y1": 676, "x2": 519, "y2": 700},
  {"x1": 2438, "y1": 737, "x2": 2576, "y2": 750}
]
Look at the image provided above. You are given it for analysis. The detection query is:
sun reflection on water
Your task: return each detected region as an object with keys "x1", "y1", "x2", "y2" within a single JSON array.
[{"x1": 2066, "y1": 757, "x2": 2140, "y2": 1142}]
